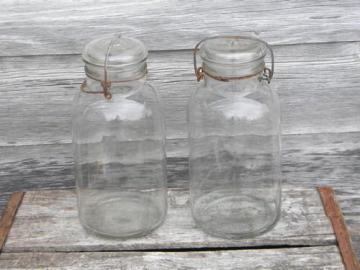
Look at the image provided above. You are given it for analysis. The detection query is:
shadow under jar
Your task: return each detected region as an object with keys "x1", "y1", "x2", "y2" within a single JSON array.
[
  {"x1": 73, "y1": 36, "x2": 167, "y2": 238},
  {"x1": 188, "y1": 36, "x2": 281, "y2": 239}
]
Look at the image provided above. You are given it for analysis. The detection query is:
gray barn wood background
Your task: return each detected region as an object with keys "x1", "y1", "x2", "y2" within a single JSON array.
[{"x1": 0, "y1": 0, "x2": 359, "y2": 258}]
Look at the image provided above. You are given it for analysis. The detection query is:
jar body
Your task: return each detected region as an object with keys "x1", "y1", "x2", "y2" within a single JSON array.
[
  {"x1": 188, "y1": 77, "x2": 281, "y2": 239},
  {"x1": 73, "y1": 79, "x2": 167, "y2": 238}
]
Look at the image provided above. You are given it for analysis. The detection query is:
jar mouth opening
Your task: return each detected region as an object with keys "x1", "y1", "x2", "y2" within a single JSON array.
[{"x1": 82, "y1": 57, "x2": 148, "y2": 69}]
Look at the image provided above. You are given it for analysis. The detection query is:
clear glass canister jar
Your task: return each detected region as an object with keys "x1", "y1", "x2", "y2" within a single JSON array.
[
  {"x1": 73, "y1": 35, "x2": 167, "y2": 238},
  {"x1": 188, "y1": 36, "x2": 281, "y2": 239}
]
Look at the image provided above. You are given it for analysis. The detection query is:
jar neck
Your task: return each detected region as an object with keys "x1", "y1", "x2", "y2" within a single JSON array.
[
  {"x1": 204, "y1": 73, "x2": 262, "y2": 95},
  {"x1": 84, "y1": 61, "x2": 147, "y2": 82},
  {"x1": 202, "y1": 57, "x2": 265, "y2": 79},
  {"x1": 83, "y1": 61, "x2": 147, "y2": 96},
  {"x1": 85, "y1": 76, "x2": 146, "y2": 96}
]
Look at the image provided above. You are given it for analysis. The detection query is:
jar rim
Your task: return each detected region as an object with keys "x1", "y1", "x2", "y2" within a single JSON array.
[{"x1": 82, "y1": 58, "x2": 147, "y2": 69}]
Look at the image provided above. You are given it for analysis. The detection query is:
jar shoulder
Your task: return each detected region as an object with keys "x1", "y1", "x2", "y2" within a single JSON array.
[
  {"x1": 189, "y1": 82, "x2": 280, "y2": 116},
  {"x1": 73, "y1": 82, "x2": 163, "y2": 122}
]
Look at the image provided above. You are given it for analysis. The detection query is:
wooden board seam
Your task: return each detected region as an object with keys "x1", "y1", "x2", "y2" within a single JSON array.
[
  {"x1": 2, "y1": 188, "x2": 337, "y2": 253},
  {"x1": 0, "y1": 246, "x2": 345, "y2": 269},
  {"x1": 318, "y1": 186, "x2": 360, "y2": 270},
  {"x1": 0, "y1": 191, "x2": 25, "y2": 252}
]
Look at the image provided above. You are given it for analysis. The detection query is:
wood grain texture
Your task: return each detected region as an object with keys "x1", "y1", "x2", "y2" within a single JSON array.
[
  {"x1": 318, "y1": 187, "x2": 360, "y2": 270},
  {"x1": 3, "y1": 188, "x2": 335, "y2": 252},
  {"x1": 347, "y1": 218, "x2": 360, "y2": 262},
  {"x1": 0, "y1": 0, "x2": 360, "y2": 56},
  {"x1": 1, "y1": 132, "x2": 360, "y2": 195},
  {"x1": 0, "y1": 246, "x2": 345, "y2": 269},
  {"x1": 0, "y1": 192, "x2": 24, "y2": 252},
  {"x1": 0, "y1": 42, "x2": 359, "y2": 146},
  {"x1": 0, "y1": 193, "x2": 11, "y2": 216},
  {"x1": 0, "y1": 133, "x2": 358, "y2": 258},
  {"x1": 0, "y1": 0, "x2": 358, "y2": 267}
]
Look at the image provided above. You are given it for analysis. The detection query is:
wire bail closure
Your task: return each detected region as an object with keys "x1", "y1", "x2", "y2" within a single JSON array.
[
  {"x1": 80, "y1": 35, "x2": 118, "y2": 100},
  {"x1": 80, "y1": 34, "x2": 148, "y2": 100},
  {"x1": 193, "y1": 36, "x2": 275, "y2": 83},
  {"x1": 100, "y1": 36, "x2": 117, "y2": 100}
]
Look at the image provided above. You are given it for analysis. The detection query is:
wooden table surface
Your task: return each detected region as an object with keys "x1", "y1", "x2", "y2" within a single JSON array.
[
  {"x1": 0, "y1": 0, "x2": 359, "y2": 262},
  {"x1": 0, "y1": 188, "x2": 348, "y2": 269}
]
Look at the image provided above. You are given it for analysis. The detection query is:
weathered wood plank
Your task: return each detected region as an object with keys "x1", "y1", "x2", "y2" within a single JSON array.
[
  {"x1": 346, "y1": 217, "x2": 360, "y2": 260},
  {"x1": 0, "y1": 192, "x2": 24, "y2": 252},
  {"x1": 336, "y1": 190, "x2": 360, "y2": 216},
  {"x1": 1, "y1": 136, "x2": 360, "y2": 258},
  {"x1": 310, "y1": 176, "x2": 360, "y2": 261},
  {"x1": 337, "y1": 200, "x2": 360, "y2": 259},
  {"x1": 0, "y1": 42, "x2": 359, "y2": 146},
  {"x1": 0, "y1": 133, "x2": 358, "y2": 258},
  {"x1": 0, "y1": 139, "x2": 188, "y2": 193},
  {"x1": 318, "y1": 187, "x2": 360, "y2": 269},
  {"x1": 3, "y1": 188, "x2": 335, "y2": 252},
  {"x1": 346, "y1": 218, "x2": 360, "y2": 260},
  {"x1": 0, "y1": 193, "x2": 11, "y2": 218},
  {"x1": 0, "y1": 246, "x2": 345, "y2": 269},
  {"x1": 0, "y1": 0, "x2": 360, "y2": 56},
  {"x1": 1, "y1": 132, "x2": 359, "y2": 195}
]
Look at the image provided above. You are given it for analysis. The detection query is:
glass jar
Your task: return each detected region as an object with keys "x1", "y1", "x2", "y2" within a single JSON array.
[
  {"x1": 188, "y1": 36, "x2": 281, "y2": 239},
  {"x1": 73, "y1": 35, "x2": 167, "y2": 238}
]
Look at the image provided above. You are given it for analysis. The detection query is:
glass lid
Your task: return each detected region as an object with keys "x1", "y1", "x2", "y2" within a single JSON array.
[
  {"x1": 200, "y1": 36, "x2": 267, "y2": 65},
  {"x1": 82, "y1": 35, "x2": 148, "y2": 68}
]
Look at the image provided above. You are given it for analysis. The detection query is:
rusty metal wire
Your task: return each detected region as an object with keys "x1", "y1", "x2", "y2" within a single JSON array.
[
  {"x1": 193, "y1": 35, "x2": 274, "y2": 83},
  {"x1": 80, "y1": 35, "x2": 147, "y2": 100}
]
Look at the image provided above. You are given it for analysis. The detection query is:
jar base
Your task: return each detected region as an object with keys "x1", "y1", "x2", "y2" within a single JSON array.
[
  {"x1": 81, "y1": 218, "x2": 165, "y2": 239},
  {"x1": 78, "y1": 190, "x2": 166, "y2": 238},
  {"x1": 192, "y1": 192, "x2": 280, "y2": 239}
]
